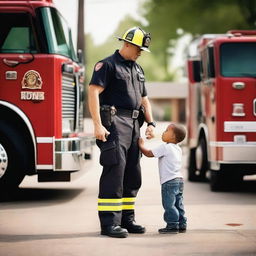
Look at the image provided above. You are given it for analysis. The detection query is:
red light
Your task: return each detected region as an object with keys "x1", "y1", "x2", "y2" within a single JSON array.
[{"x1": 232, "y1": 103, "x2": 245, "y2": 117}]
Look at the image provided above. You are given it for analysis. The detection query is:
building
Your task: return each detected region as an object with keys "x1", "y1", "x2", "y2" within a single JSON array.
[{"x1": 146, "y1": 81, "x2": 188, "y2": 123}]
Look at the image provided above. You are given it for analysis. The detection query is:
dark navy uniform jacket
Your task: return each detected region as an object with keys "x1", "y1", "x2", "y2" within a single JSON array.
[{"x1": 89, "y1": 50, "x2": 147, "y2": 110}]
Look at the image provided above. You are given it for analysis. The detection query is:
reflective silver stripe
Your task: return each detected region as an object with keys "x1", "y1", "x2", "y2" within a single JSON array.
[
  {"x1": 98, "y1": 198, "x2": 123, "y2": 211},
  {"x1": 122, "y1": 198, "x2": 135, "y2": 210},
  {"x1": 97, "y1": 198, "x2": 136, "y2": 211},
  {"x1": 254, "y1": 99, "x2": 256, "y2": 116},
  {"x1": 224, "y1": 121, "x2": 256, "y2": 132},
  {"x1": 122, "y1": 202, "x2": 135, "y2": 205},
  {"x1": 98, "y1": 203, "x2": 122, "y2": 206},
  {"x1": 36, "y1": 165, "x2": 54, "y2": 170},
  {"x1": 36, "y1": 137, "x2": 54, "y2": 143},
  {"x1": 210, "y1": 141, "x2": 256, "y2": 147}
]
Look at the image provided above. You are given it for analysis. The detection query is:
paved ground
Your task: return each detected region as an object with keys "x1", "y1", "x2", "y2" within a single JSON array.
[{"x1": 0, "y1": 121, "x2": 256, "y2": 256}]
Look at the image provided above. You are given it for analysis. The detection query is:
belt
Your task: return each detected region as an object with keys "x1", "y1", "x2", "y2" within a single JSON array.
[{"x1": 116, "y1": 108, "x2": 140, "y2": 119}]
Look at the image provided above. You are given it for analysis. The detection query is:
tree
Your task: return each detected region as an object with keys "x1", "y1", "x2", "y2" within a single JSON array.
[
  {"x1": 85, "y1": 14, "x2": 169, "y2": 82},
  {"x1": 141, "y1": 0, "x2": 256, "y2": 77}
]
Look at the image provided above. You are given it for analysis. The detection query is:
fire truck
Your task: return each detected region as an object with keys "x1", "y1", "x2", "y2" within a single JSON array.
[
  {"x1": 186, "y1": 30, "x2": 256, "y2": 191},
  {"x1": 0, "y1": 0, "x2": 94, "y2": 195}
]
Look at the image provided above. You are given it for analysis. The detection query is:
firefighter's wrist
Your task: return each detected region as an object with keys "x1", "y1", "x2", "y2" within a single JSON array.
[
  {"x1": 147, "y1": 121, "x2": 156, "y2": 128},
  {"x1": 94, "y1": 120, "x2": 103, "y2": 127}
]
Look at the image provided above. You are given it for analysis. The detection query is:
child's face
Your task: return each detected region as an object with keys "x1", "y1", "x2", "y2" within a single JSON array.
[{"x1": 162, "y1": 124, "x2": 176, "y2": 143}]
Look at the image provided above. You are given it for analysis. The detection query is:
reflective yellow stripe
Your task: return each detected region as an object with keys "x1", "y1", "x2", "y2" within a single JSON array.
[
  {"x1": 122, "y1": 197, "x2": 136, "y2": 202},
  {"x1": 98, "y1": 198, "x2": 122, "y2": 203},
  {"x1": 122, "y1": 197, "x2": 135, "y2": 210},
  {"x1": 122, "y1": 204, "x2": 135, "y2": 210},
  {"x1": 98, "y1": 198, "x2": 123, "y2": 211},
  {"x1": 98, "y1": 205, "x2": 122, "y2": 211},
  {"x1": 97, "y1": 198, "x2": 136, "y2": 211}
]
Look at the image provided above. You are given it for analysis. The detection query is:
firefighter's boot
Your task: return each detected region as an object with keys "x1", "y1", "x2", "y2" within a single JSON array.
[
  {"x1": 101, "y1": 225, "x2": 128, "y2": 238},
  {"x1": 121, "y1": 210, "x2": 146, "y2": 234}
]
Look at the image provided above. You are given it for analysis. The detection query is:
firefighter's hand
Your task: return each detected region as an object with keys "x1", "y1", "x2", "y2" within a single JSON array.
[
  {"x1": 145, "y1": 125, "x2": 155, "y2": 139},
  {"x1": 94, "y1": 124, "x2": 110, "y2": 142}
]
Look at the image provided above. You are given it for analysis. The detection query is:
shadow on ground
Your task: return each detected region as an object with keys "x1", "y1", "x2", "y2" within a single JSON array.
[
  {"x1": 0, "y1": 187, "x2": 85, "y2": 206},
  {"x1": 0, "y1": 232, "x2": 98, "y2": 242}
]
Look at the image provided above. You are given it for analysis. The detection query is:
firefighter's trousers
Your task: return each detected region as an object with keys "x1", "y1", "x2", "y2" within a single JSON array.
[{"x1": 96, "y1": 115, "x2": 141, "y2": 228}]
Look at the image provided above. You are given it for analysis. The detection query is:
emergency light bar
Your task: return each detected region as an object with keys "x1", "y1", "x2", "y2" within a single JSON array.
[{"x1": 227, "y1": 30, "x2": 256, "y2": 36}]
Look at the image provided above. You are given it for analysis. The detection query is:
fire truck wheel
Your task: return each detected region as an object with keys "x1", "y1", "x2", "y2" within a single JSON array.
[
  {"x1": 210, "y1": 169, "x2": 242, "y2": 191},
  {"x1": 0, "y1": 123, "x2": 27, "y2": 197},
  {"x1": 210, "y1": 170, "x2": 225, "y2": 191},
  {"x1": 188, "y1": 148, "x2": 196, "y2": 181},
  {"x1": 188, "y1": 148, "x2": 202, "y2": 181},
  {"x1": 195, "y1": 137, "x2": 208, "y2": 181}
]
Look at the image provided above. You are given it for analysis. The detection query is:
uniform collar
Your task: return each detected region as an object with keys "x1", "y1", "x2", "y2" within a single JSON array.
[{"x1": 114, "y1": 50, "x2": 134, "y2": 65}]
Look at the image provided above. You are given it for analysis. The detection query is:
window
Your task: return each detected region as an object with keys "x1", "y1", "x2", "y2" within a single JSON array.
[
  {"x1": 39, "y1": 7, "x2": 77, "y2": 61},
  {"x1": 0, "y1": 13, "x2": 37, "y2": 53},
  {"x1": 192, "y1": 60, "x2": 201, "y2": 82},
  {"x1": 207, "y1": 46, "x2": 215, "y2": 78},
  {"x1": 220, "y1": 43, "x2": 256, "y2": 77}
]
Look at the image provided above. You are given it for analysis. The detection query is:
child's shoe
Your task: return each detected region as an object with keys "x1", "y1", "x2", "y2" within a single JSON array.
[
  {"x1": 179, "y1": 224, "x2": 187, "y2": 233},
  {"x1": 179, "y1": 227, "x2": 187, "y2": 233},
  {"x1": 158, "y1": 227, "x2": 179, "y2": 234}
]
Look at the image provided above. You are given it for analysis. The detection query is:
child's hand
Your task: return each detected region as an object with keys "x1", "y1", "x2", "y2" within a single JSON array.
[
  {"x1": 138, "y1": 137, "x2": 144, "y2": 147},
  {"x1": 137, "y1": 137, "x2": 154, "y2": 157},
  {"x1": 145, "y1": 126, "x2": 155, "y2": 139}
]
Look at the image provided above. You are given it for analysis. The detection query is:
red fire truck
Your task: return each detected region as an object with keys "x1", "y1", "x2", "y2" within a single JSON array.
[
  {"x1": 187, "y1": 30, "x2": 256, "y2": 191},
  {"x1": 0, "y1": 0, "x2": 94, "y2": 195}
]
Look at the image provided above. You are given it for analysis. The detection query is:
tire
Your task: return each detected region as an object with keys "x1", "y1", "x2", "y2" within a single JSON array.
[
  {"x1": 0, "y1": 122, "x2": 27, "y2": 198},
  {"x1": 210, "y1": 166, "x2": 243, "y2": 192},
  {"x1": 188, "y1": 148, "x2": 200, "y2": 181},
  {"x1": 210, "y1": 170, "x2": 225, "y2": 191},
  {"x1": 195, "y1": 137, "x2": 208, "y2": 181},
  {"x1": 188, "y1": 137, "x2": 208, "y2": 182}
]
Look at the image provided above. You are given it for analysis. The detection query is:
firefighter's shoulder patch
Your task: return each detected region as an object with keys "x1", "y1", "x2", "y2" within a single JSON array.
[{"x1": 95, "y1": 62, "x2": 103, "y2": 72}]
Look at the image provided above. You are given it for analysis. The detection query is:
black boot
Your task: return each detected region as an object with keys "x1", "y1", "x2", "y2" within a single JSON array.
[
  {"x1": 101, "y1": 225, "x2": 128, "y2": 238},
  {"x1": 121, "y1": 210, "x2": 145, "y2": 234},
  {"x1": 122, "y1": 221, "x2": 146, "y2": 234}
]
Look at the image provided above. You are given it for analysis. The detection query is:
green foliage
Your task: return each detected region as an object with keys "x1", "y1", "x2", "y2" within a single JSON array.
[
  {"x1": 85, "y1": 33, "x2": 119, "y2": 85},
  {"x1": 143, "y1": 0, "x2": 255, "y2": 36},
  {"x1": 85, "y1": 15, "x2": 170, "y2": 83},
  {"x1": 85, "y1": 15, "x2": 141, "y2": 83},
  {"x1": 141, "y1": 0, "x2": 256, "y2": 79},
  {"x1": 85, "y1": 0, "x2": 256, "y2": 83}
]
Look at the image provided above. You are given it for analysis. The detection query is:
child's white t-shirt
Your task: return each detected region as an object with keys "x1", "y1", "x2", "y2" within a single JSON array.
[{"x1": 151, "y1": 143, "x2": 183, "y2": 185}]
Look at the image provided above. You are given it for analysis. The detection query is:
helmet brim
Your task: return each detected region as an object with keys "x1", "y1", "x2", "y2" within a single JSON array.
[
  {"x1": 140, "y1": 47, "x2": 150, "y2": 52},
  {"x1": 116, "y1": 37, "x2": 150, "y2": 52}
]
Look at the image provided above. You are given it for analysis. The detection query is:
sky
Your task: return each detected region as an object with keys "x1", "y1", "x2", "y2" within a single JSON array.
[
  {"x1": 53, "y1": 0, "x2": 186, "y2": 73},
  {"x1": 54, "y1": 0, "x2": 144, "y2": 46}
]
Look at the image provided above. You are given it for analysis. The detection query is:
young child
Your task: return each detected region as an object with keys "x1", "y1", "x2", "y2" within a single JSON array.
[{"x1": 138, "y1": 123, "x2": 187, "y2": 234}]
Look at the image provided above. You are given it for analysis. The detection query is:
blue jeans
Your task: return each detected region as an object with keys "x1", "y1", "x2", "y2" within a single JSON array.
[{"x1": 161, "y1": 178, "x2": 187, "y2": 229}]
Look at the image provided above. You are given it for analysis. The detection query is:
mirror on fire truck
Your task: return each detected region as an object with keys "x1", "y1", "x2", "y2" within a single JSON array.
[
  {"x1": 77, "y1": 49, "x2": 84, "y2": 64},
  {"x1": 192, "y1": 60, "x2": 201, "y2": 82},
  {"x1": 207, "y1": 46, "x2": 215, "y2": 78},
  {"x1": 188, "y1": 59, "x2": 201, "y2": 83}
]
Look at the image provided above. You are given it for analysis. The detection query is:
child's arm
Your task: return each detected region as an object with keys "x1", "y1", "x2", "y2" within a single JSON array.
[{"x1": 138, "y1": 138, "x2": 154, "y2": 158}]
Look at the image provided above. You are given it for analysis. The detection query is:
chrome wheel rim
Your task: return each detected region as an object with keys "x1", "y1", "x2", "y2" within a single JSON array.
[
  {"x1": 195, "y1": 143, "x2": 203, "y2": 171},
  {"x1": 0, "y1": 143, "x2": 8, "y2": 178}
]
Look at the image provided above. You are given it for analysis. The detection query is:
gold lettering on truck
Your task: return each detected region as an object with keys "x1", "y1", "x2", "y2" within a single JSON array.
[{"x1": 21, "y1": 92, "x2": 45, "y2": 101}]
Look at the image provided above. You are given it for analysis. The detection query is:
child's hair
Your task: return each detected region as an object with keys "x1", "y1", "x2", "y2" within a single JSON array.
[{"x1": 172, "y1": 123, "x2": 186, "y2": 143}]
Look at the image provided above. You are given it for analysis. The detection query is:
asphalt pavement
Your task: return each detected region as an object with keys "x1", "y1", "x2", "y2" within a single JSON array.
[{"x1": 0, "y1": 121, "x2": 256, "y2": 256}]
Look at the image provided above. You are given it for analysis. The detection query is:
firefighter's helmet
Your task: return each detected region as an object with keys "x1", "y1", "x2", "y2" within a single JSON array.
[{"x1": 117, "y1": 27, "x2": 151, "y2": 52}]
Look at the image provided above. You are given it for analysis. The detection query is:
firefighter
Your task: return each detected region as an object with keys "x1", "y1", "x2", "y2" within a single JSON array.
[{"x1": 88, "y1": 27, "x2": 156, "y2": 238}]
